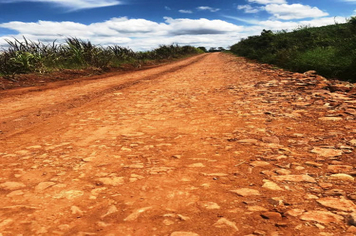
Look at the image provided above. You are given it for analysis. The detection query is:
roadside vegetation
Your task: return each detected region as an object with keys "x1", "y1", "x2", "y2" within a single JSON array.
[
  {"x1": 0, "y1": 37, "x2": 204, "y2": 80},
  {"x1": 230, "y1": 17, "x2": 356, "y2": 82}
]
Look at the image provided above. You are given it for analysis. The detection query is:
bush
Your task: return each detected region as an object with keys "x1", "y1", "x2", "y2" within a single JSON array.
[
  {"x1": 230, "y1": 21, "x2": 356, "y2": 82},
  {"x1": 0, "y1": 38, "x2": 203, "y2": 77}
]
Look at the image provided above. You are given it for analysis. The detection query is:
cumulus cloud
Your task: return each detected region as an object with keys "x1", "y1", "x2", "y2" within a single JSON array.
[
  {"x1": 197, "y1": 6, "x2": 220, "y2": 12},
  {"x1": 224, "y1": 15, "x2": 346, "y2": 38},
  {"x1": 265, "y1": 4, "x2": 329, "y2": 20},
  {"x1": 179, "y1": 10, "x2": 193, "y2": 14},
  {"x1": 164, "y1": 17, "x2": 241, "y2": 35},
  {"x1": 248, "y1": 0, "x2": 286, "y2": 4},
  {"x1": 238, "y1": 5, "x2": 263, "y2": 13},
  {"x1": 0, "y1": 0, "x2": 121, "y2": 11},
  {"x1": 0, "y1": 17, "x2": 243, "y2": 50}
]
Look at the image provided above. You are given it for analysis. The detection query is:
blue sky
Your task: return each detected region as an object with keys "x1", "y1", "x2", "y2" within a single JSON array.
[{"x1": 0, "y1": 0, "x2": 355, "y2": 50}]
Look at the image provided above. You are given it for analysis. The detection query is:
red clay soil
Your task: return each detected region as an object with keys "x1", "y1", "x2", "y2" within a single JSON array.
[{"x1": 0, "y1": 53, "x2": 356, "y2": 236}]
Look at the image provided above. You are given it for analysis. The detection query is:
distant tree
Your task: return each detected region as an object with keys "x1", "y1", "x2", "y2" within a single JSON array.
[
  {"x1": 347, "y1": 16, "x2": 356, "y2": 25},
  {"x1": 197, "y1": 47, "x2": 207, "y2": 52},
  {"x1": 208, "y1": 47, "x2": 226, "y2": 52},
  {"x1": 348, "y1": 16, "x2": 356, "y2": 30}
]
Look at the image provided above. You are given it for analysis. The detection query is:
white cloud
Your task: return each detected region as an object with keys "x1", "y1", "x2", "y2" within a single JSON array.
[
  {"x1": 248, "y1": 0, "x2": 286, "y2": 4},
  {"x1": 225, "y1": 15, "x2": 347, "y2": 38},
  {"x1": 164, "y1": 17, "x2": 241, "y2": 35},
  {"x1": 179, "y1": 10, "x2": 193, "y2": 14},
  {"x1": 265, "y1": 4, "x2": 329, "y2": 20},
  {"x1": 238, "y1": 5, "x2": 263, "y2": 13},
  {"x1": 0, "y1": 0, "x2": 121, "y2": 11},
  {"x1": 197, "y1": 6, "x2": 220, "y2": 12},
  {"x1": 165, "y1": 6, "x2": 171, "y2": 11},
  {"x1": 0, "y1": 17, "x2": 243, "y2": 51}
]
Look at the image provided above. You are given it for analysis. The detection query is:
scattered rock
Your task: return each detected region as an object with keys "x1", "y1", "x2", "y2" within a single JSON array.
[
  {"x1": 163, "y1": 219, "x2": 175, "y2": 226},
  {"x1": 311, "y1": 147, "x2": 343, "y2": 157},
  {"x1": 324, "y1": 189, "x2": 346, "y2": 197},
  {"x1": 0, "y1": 182, "x2": 26, "y2": 191},
  {"x1": 327, "y1": 165, "x2": 353, "y2": 173},
  {"x1": 129, "y1": 174, "x2": 144, "y2": 182},
  {"x1": 348, "y1": 193, "x2": 356, "y2": 201},
  {"x1": 262, "y1": 136, "x2": 280, "y2": 144},
  {"x1": 260, "y1": 212, "x2": 282, "y2": 221},
  {"x1": 230, "y1": 188, "x2": 261, "y2": 197},
  {"x1": 304, "y1": 194, "x2": 319, "y2": 200},
  {"x1": 197, "y1": 202, "x2": 220, "y2": 210},
  {"x1": 6, "y1": 190, "x2": 24, "y2": 197},
  {"x1": 125, "y1": 163, "x2": 144, "y2": 168},
  {"x1": 268, "y1": 197, "x2": 284, "y2": 207},
  {"x1": 187, "y1": 163, "x2": 205, "y2": 168},
  {"x1": 250, "y1": 161, "x2": 271, "y2": 167},
  {"x1": 171, "y1": 232, "x2": 199, "y2": 236},
  {"x1": 35, "y1": 182, "x2": 56, "y2": 192},
  {"x1": 253, "y1": 230, "x2": 266, "y2": 235},
  {"x1": 319, "y1": 183, "x2": 333, "y2": 189},
  {"x1": 275, "y1": 169, "x2": 291, "y2": 175},
  {"x1": 101, "y1": 205, "x2": 118, "y2": 219},
  {"x1": 272, "y1": 175, "x2": 316, "y2": 183},
  {"x1": 237, "y1": 139, "x2": 258, "y2": 144},
  {"x1": 202, "y1": 173, "x2": 229, "y2": 177},
  {"x1": 286, "y1": 209, "x2": 305, "y2": 217},
  {"x1": 347, "y1": 226, "x2": 356, "y2": 234},
  {"x1": 71, "y1": 206, "x2": 84, "y2": 217},
  {"x1": 120, "y1": 147, "x2": 132, "y2": 151},
  {"x1": 213, "y1": 218, "x2": 238, "y2": 231},
  {"x1": 318, "y1": 117, "x2": 343, "y2": 121},
  {"x1": 329, "y1": 174, "x2": 354, "y2": 182},
  {"x1": 53, "y1": 190, "x2": 84, "y2": 199},
  {"x1": 97, "y1": 177, "x2": 124, "y2": 186},
  {"x1": 348, "y1": 139, "x2": 356, "y2": 147},
  {"x1": 304, "y1": 70, "x2": 317, "y2": 76},
  {"x1": 247, "y1": 206, "x2": 268, "y2": 212},
  {"x1": 177, "y1": 214, "x2": 190, "y2": 221},
  {"x1": 124, "y1": 207, "x2": 152, "y2": 221},
  {"x1": 317, "y1": 197, "x2": 356, "y2": 212},
  {"x1": 275, "y1": 222, "x2": 287, "y2": 227},
  {"x1": 347, "y1": 212, "x2": 356, "y2": 226},
  {"x1": 305, "y1": 161, "x2": 323, "y2": 168},
  {"x1": 300, "y1": 210, "x2": 343, "y2": 224},
  {"x1": 262, "y1": 180, "x2": 284, "y2": 191}
]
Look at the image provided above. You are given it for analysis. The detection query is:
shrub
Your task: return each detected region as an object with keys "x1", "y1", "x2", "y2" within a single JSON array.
[
  {"x1": 0, "y1": 38, "x2": 203, "y2": 77},
  {"x1": 230, "y1": 22, "x2": 356, "y2": 82}
]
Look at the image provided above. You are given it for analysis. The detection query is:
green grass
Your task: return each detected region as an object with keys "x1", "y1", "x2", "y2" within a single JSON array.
[
  {"x1": 230, "y1": 17, "x2": 356, "y2": 82},
  {"x1": 0, "y1": 37, "x2": 203, "y2": 78}
]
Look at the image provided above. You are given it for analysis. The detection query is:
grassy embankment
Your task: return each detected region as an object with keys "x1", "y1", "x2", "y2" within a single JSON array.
[
  {"x1": 0, "y1": 37, "x2": 204, "y2": 80},
  {"x1": 230, "y1": 17, "x2": 356, "y2": 82}
]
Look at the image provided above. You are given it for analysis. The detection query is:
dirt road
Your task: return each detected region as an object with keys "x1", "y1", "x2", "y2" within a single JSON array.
[{"x1": 0, "y1": 53, "x2": 356, "y2": 236}]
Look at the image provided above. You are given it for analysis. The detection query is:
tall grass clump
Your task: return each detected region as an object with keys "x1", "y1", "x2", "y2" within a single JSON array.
[
  {"x1": 230, "y1": 17, "x2": 356, "y2": 82},
  {"x1": 0, "y1": 38, "x2": 203, "y2": 78}
]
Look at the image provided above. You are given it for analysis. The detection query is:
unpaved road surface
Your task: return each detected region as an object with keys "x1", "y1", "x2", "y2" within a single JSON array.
[{"x1": 1, "y1": 53, "x2": 356, "y2": 236}]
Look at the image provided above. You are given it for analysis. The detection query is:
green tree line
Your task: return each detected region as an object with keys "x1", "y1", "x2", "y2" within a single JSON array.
[{"x1": 230, "y1": 17, "x2": 356, "y2": 82}]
